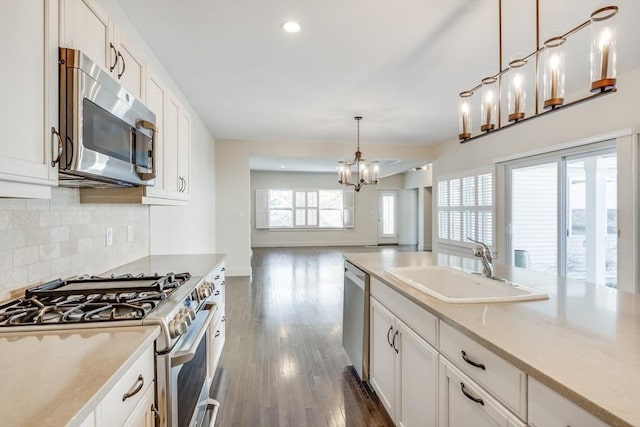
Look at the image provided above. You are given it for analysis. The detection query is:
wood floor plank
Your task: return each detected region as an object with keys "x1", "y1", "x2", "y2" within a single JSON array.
[{"x1": 211, "y1": 246, "x2": 417, "y2": 426}]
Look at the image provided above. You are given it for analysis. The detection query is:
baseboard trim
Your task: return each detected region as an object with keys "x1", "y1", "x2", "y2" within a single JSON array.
[{"x1": 251, "y1": 240, "x2": 377, "y2": 248}]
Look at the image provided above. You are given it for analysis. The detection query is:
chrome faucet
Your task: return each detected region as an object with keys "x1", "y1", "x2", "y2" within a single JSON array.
[{"x1": 467, "y1": 237, "x2": 494, "y2": 279}]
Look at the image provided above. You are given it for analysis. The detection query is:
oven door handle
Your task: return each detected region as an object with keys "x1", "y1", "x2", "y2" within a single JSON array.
[
  {"x1": 207, "y1": 398, "x2": 220, "y2": 427},
  {"x1": 171, "y1": 302, "x2": 217, "y2": 367}
]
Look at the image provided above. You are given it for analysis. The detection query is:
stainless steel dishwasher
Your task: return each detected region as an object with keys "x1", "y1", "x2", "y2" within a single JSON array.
[{"x1": 342, "y1": 260, "x2": 370, "y2": 382}]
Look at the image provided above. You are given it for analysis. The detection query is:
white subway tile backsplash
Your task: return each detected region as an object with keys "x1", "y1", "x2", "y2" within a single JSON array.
[
  {"x1": 0, "y1": 210, "x2": 11, "y2": 230},
  {"x1": 28, "y1": 261, "x2": 51, "y2": 283},
  {"x1": 0, "y1": 187, "x2": 149, "y2": 299},
  {"x1": 39, "y1": 211, "x2": 61, "y2": 227},
  {"x1": 39, "y1": 243, "x2": 61, "y2": 261},
  {"x1": 12, "y1": 211, "x2": 39, "y2": 229},
  {"x1": 0, "y1": 250, "x2": 12, "y2": 270},
  {"x1": 50, "y1": 226, "x2": 70, "y2": 243},
  {"x1": 13, "y1": 247, "x2": 39, "y2": 267},
  {"x1": 0, "y1": 230, "x2": 27, "y2": 251}
]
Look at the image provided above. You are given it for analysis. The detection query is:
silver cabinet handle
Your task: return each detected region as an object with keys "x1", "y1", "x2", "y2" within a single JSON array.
[
  {"x1": 122, "y1": 374, "x2": 144, "y2": 401},
  {"x1": 50, "y1": 127, "x2": 63, "y2": 167},
  {"x1": 109, "y1": 43, "x2": 118, "y2": 72},
  {"x1": 117, "y1": 51, "x2": 125, "y2": 79},
  {"x1": 461, "y1": 350, "x2": 486, "y2": 370}
]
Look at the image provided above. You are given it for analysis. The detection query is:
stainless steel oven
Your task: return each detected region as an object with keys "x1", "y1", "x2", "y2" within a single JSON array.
[{"x1": 157, "y1": 299, "x2": 223, "y2": 427}]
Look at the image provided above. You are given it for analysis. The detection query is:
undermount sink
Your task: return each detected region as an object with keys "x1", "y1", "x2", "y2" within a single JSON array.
[{"x1": 384, "y1": 266, "x2": 549, "y2": 304}]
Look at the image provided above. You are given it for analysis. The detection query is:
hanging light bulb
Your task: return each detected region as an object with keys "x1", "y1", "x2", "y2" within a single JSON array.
[
  {"x1": 480, "y1": 76, "x2": 497, "y2": 132},
  {"x1": 508, "y1": 58, "x2": 527, "y2": 122},
  {"x1": 590, "y1": 6, "x2": 618, "y2": 92},
  {"x1": 458, "y1": 91, "x2": 473, "y2": 140},
  {"x1": 543, "y1": 36, "x2": 566, "y2": 109}
]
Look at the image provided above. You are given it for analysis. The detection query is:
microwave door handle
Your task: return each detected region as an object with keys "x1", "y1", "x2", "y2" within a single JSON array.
[{"x1": 136, "y1": 120, "x2": 157, "y2": 180}]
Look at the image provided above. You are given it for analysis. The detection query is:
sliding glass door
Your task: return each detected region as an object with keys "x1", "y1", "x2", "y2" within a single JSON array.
[{"x1": 507, "y1": 145, "x2": 617, "y2": 288}]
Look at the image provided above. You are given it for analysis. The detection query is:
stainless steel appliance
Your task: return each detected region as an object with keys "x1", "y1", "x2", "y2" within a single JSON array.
[
  {"x1": 0, "y1": 272, "x2": 223, "y2": 427},
  {"x1": 342, "y1": 261, "x2": 370, "y2": 382},
  {"x1": 57, "y1": 47, "x2": 157, "y2": 188}
]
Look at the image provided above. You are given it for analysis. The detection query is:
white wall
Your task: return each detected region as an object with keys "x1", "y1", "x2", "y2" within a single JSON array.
[
  {"x1": 217, "y1": 139, "x2": 433, "y2": 275},
  {"x1": 97, "y1": 0, "x2": 217, "y2": 256},
  {"x1": 433, "y1": 68, "x2": 640, "y2": 292},
  {"x1": 250, "y1": 171, "x2": 417, "y2": 247}
]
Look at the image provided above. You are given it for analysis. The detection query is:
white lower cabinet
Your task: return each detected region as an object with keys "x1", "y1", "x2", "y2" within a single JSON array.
[
  {"x1": 370, "y1": 297, "x2": 438, "y2": 427},
  {"x1": 95, "y1": 344, "x2": 156, "y2": 427},
  {"x1": 439, "y1": 357, "x2": 526, "y2": 427},
  {"x1": 528, "y1": 377, "x2": 608, "y2": 427},
  {"x1": 122, "y1": 384, "x2": 156, "y2": 427}
]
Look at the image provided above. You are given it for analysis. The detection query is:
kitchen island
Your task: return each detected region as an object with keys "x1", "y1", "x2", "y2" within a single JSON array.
[{"x1": 344, "y1": 251, "x2": 640, "y2": 427}]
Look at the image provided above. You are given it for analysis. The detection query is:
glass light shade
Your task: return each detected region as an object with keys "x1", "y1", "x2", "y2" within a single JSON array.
[
  {"x1": 507, "y1": 60, "x2": 527, "y2": 122},
  {"x1": 370, "y1": 161, "x2": 380, "y2": 183},
  {"x1": 480, "y1": 77, "x2": 497, "y2": 132},
  {"x1": 590, "y1": 6, "x2": 618, "y2": 92},
  {"x1": 458, "y1": 92, "x2": 473, "y2": 139},
  {"x1": 543, "y1": 36, "x2": 566, "y2": 109},
  {"x1": 358, "y1": 160, "x2": 368, "y2": 183},
  {"x1": 338, "y1": 161, "x2": 351, "y2": 185}
]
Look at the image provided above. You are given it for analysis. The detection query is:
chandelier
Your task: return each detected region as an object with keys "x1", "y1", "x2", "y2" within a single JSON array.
[
  {"x1": 458, "y1": 3, "x2": 618, "y2": 143},
  {"x1": 338, "y1": 116, "x2": 379, "y2": 192}
]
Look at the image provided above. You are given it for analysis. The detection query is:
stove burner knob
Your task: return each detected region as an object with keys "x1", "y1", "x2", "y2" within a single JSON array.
[
  {"x1": 184, "y1": 308, "x2": 196, "y2": 321},
  {"x1": 169, "y1": 318, "x2": 188, "y2": 338},
  {"x1": 198, "y1": 285, "x2": 212, "y2": 299}
]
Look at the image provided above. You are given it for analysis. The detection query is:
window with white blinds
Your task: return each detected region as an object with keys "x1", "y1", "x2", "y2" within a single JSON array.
[
  {"x1": 436, "y1": 171, "x2": 493, "y2": 247},
  {"x1": 255, "y1": 189, "x2": 355, "y2": 229}
]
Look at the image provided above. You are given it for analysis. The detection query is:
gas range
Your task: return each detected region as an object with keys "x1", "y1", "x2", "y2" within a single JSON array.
[{"x1": 0, "y1": 272, "x2": 215, "y2": 352}]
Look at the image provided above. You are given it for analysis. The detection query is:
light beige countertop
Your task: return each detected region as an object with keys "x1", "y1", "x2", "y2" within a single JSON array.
[
  {"x1": 104, "y1": 253, "x2": 226, "y2": 278},
  {"x1": 0, "y1": 325, "x2": 159, "y2": 427},
  {"x1": 344, "y1": 251, "x2": 640, "y2": 427}
]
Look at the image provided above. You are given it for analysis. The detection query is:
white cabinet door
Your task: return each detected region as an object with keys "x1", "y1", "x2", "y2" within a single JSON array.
[
  {"x1": 177, "y1": 108, "x2": 191, "y2": 199},
  {"x1": 114, "y1": 26, "x2": 144, "y2": 99},
  {"x1": 60, "y1": 0, "x2": 112, "y2": 71},
  {"x1": 369, "y1": 297, "x2": 396, "y2": 419},
  {"x1": 528, "y1": 377, "x2": 608, "y2": 427},
  {"x1": 439, "y1": 358, "x2": 526, "y2": 427},
  {"x1": 0, "y1": 0, "x2": 58, "y2": 197},
  {"x1": 396, "y1": 318, "x2": 438, "y2": 427},
  {"x1": 164, "y1": 94, "x2": 181, "y2": 198},
  {"x1": 122, "y1": 383, "x2": 156, "y2": 427},
  {"x1": 145, "y1": 70, "x2": 166, "y2": 198}
]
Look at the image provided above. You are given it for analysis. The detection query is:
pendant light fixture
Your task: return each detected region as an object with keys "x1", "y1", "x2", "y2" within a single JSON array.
[
  {"x1": 338, "y1": 116, "x2": 379, "y2": 192},
  {"x1": 457, "y1": 2, "x2": 619, "y2": 143}
]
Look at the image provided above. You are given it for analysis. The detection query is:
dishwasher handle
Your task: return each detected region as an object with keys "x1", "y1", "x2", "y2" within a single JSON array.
[{"x1": 345, "y1": 270, "x2": 365, "y2": 290}]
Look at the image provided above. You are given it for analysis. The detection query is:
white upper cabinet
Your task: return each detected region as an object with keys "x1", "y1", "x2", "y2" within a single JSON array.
[
  {"x1": 0, "y1": 0, "x2": 59, "y2": 198},
  {"x1": 60, "y1": 0, "x2": 144, "y2": 99},
  {"x1": 177, "y1": 108, "x2": 192, "y2": 199},
  {"x1": 145, "y1": 70, "x2": 167, "y2": 198}
]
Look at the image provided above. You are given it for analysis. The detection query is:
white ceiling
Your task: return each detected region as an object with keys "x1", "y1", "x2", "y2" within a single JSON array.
[
  {"x1": 249, "y1": 157, "x2": 426, "y2": 178},
  {"x1": 116, "y1": 0, "x2": 640, "y2": 173}
]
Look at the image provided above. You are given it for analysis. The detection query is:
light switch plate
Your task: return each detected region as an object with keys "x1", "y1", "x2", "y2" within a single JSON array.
[{"x1": 106, "y1": 227, "x2": 113, "y2": 246}]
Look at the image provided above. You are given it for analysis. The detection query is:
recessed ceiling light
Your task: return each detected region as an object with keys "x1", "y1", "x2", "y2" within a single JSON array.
[
  {"x1": 281, "y1": 20, "x2": 301, "y2": 33},
  {"x1": 280, "y1": 165, "x2": 286, "y2": 169}
]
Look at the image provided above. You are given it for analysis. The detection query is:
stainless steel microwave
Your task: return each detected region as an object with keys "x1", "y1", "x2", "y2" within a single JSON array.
[{"x1": 57, "y1": 47, "x2": 156, "y2": 188}]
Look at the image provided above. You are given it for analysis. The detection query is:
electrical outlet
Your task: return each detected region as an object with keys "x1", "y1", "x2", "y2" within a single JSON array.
[
  {"x1": 127, "y1": 225, "x2": 134, "y2": 242},
  {"x1": 106, "y1": 227, "x2": 113, "y2": 246}
]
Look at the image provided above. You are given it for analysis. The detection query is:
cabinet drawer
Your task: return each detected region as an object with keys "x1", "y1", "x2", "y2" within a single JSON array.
[
  {"x1": 207, "y1": 265, "x2": 225, "y2": 308},
  {"x1": 96, "y1": 345, "x2": 155, "y2": 426},
  {"x1": 439, "y1": 357, "x2": 526, "y2": 427},
  {"x1": 439, "y1": 321, "x2": 526, "y2": 419},
  {"x1": 528, "y1": 377, "x2": 608, "y2": 427},
  {"x1": 371, "y1": 277, "x2": 438, "y2": 347}
]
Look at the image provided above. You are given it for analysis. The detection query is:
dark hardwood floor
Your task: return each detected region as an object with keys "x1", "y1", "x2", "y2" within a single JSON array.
[{"x1": 210, "y1": 246, "x2": 417, "y2": 427}]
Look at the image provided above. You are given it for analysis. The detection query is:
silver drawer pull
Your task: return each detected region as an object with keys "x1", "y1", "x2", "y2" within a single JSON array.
[
  {"x1": 461, "y1": 350, "x2": 486, "y2": 370},
  {"x1": 460, "y1": 382, "x2": 484, "y2": 406},
  {"x1": 122, "y1": 374, "x2": 144, "y2": 401}
]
